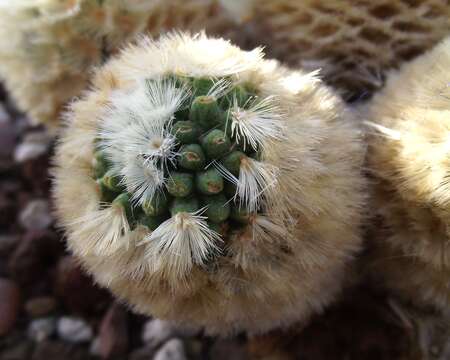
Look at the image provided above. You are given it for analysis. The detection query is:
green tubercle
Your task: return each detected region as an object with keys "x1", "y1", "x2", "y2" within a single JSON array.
[
  {"x1": 190, "y1": 96, "x2": 224, "y2": 130},
  {"x1": 222, "y1": 151, "x2": 246, "y2": 176},
  {"x1": 202, "y1": 194, "x2": 231, "y2": 223},
  {"x1": 224, "y1": 181, "x2": 237, "y2": 198},
  {"x1": 230, "y1": 205, "x2": 252, "y2": 224},
  {"x1": 139, "y1": 213, "x2": 168, "y2": 231},
  {"x1": 96, "y1": 179, "x2": 119, "y2": 203},
  {"x1": 196, "y1": 168, "x2": 224, "y2": 195},
  {"x1": 170, "y1": 196, "x2": 200, "y2": 216},
  {"x1": 93, "y1": 150, "x2": 110, "y2": 179},
  {"x1": 171, "y1": 120, "x2": 200, "y2": 144},
  {"x1": 200, "y1": 129, "x2": 231, "y2": 159},
  {"x1": 179, "y1": 144, "x2": 206, "y2": 171},
  {"x1": 221, "y1": 84, "x2": 252, "y2": 108},
  {"x1": 142, "y1": 192, "x2": 170, "y2": 217},
  {"x1": 166, "y1": 172, "x2": 194, "y2": 198},
  {"x1": 192, "y1": 77, "x2": 215, "y2": 96},
  {"x1": 101, "y1": 169, "x2": 123, "y2": 192}
]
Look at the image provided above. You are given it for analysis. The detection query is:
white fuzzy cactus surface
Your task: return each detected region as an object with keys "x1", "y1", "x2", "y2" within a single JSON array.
[
  {"x1": 367, "y1": 37, "x2": 450, "y2": 311},
  {"x1": 53, "y1": 33, "x2": 367, "y2": 335}
]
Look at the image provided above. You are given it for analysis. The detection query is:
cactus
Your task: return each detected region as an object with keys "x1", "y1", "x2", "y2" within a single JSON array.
[
  {"x1": 53, "y1": 33, "x2": 367, "y2": 335},
  {"x1": 220, "y1": 0, "x2": 450, "y2": 98},
  {"x1": 367, "y1": 37, "x2": 450, "y2": 312},
  {"x1": 0, "y1": 0, "x2": 239, "y2": 128}
]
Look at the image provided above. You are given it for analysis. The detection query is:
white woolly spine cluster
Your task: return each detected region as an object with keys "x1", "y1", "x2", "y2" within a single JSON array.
[
  {"x1": 228, "y1": 95, "x2": 285, "y2": 151},
  {"x1": 99, "y1": 78, "x2": 190, "y2": 201},
  {"x1": 70, "y1": 201, "x2": 131, "y2": 256},
  {"x1": 142, "y1": 209, "x2": 223, "y2": 278}
]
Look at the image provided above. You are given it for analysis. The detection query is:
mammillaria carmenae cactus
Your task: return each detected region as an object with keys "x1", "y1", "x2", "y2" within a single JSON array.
[
  {"x1": 367, "y1": 37, "x2": 450, "y2": 311},
  {"x1": 53, "y1": 33, "x2": 367, "y2": 335},
  {"x1": 221, "y1": 0, "x2": 450, "y2": 98},
  {"x1": 0, "y1": 0, "x2": 238, "y2": 128}
]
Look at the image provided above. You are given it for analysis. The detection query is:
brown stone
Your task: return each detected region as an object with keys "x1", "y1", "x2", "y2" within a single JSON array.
[
  {"x1": 98, "y1": 302, "x2": 129, "y2": 359},
  {"x1": 25, "y1": 296, "x2": 58, "y2": 318},
  {"x1": 8, "y1": 230, "x2": 62, "y2": 287},
  {"x1": 54, "y1": 256, "x2": 111, "y2": 316},
  {"x1": 0, "y1": 278, "x2": 21, "y2": 336}
]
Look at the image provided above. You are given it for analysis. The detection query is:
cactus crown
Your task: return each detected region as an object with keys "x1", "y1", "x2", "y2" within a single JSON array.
[{"x1": 92, "y1": 74, "x2": 284, "y2": 276}]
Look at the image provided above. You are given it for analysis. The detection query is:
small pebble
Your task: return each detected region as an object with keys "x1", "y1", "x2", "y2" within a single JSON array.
[
  {"x1": 141, "y1": 319, "x2": 176, "y2": 350},
  {"x1": 89, "y1": 336, "x2": 101, "y2": 357},
  {"x1": 97, "y1": 303, "x2": 128, "y2": 358},
  {"x1": 25, "y1": 296, "x2": 57, "y2": 318},
  {"x1": 8, "y1": 230, "x2": 61, "y2": 286},
  {"x1": 28, "y1": 317, "x2": 56, "y2": 342},
  {"x1": 14, "y1": 131, "x2": 52, "y2": 163},
  {"x1": 19, "y1": 199, "x2": 52, "y2": 230},
  {"x1": 0, "y1": 235, "x2": 19, "y2": 256},
  {"x1": 154, "y1": 339, "x2": 187, "y2": 360},
  {"x1": 57, "y1": 317, "x2": 93, "y2": 344},
  {"x1": 54, "y1": 256, "x2": 111, "y2": 316}
]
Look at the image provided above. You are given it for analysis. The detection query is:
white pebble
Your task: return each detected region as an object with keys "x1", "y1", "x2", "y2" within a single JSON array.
[
  {"x1": 19, "y1": 199, "x2": 52, "y2": 230},
  {"x1": 89, "y1": 336, "x2": 101, "y2": 357},
  {"x1": 141, "y1": 319, "x2": 176, "y2": 349},
  {"x1": 57, "y1": 316, "x2": 93, "y2": 344},
  {"x1": 28, "y1": 317, "x2": 56, "y2": 342},
  {"x1": 154, "y1": 339, "x2": 186, "y2": 360},
  {"x1": 14, "y1": 131, "x2": 52, "y2": 163}
]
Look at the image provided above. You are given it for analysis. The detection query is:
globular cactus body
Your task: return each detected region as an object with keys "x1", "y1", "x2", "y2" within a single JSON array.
[
  {"x1": 53, "y1": 33, "x2": 367, "y2": 335},
  {"x1": 367, "y1": 37, "x2": 450, "y2": 311}
]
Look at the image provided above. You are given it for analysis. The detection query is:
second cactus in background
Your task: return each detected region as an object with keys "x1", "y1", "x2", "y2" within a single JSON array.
[
  {"x1": 0, "y1": 0, "x2": 241, "y2": 128},
  {"x1": 367, "y1": 37, "x2": 450, "y2": 312}
]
